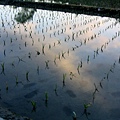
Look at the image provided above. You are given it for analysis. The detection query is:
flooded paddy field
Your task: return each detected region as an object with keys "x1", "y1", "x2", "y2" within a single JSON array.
[{"x1": 0, "y1": 5, "x2": 120, "y2": 120}]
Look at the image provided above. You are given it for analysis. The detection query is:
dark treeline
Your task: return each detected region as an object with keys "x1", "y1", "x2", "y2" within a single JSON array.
[
  {"x1": 0, "y1": 0, "x2": 120, "y2": 8},
  {"x1": 23, "y1": 0, "x2": 120, "y2": 8},
  {"x1": 53, "y1": 0, "x2": 120, "y2": 8}
]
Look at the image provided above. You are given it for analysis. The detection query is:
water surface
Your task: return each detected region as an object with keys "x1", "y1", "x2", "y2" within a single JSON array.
[{"x1": 0, "y1": 5, "x2": 120, "y2": 120}]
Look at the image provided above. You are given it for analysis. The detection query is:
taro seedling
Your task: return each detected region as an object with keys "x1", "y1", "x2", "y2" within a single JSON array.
[
  {"x1": 99, "y1": 79, "x2": 103, "y2": 89},
  {"x1": 31, "y1": 100, "x2": 36, "y2": 112},
  {"x1": 106, "y1": 72, "x2": 109, "y2": 80},
  {"x1": 93, "y1": 83, "x2": 99, "y2": 94},
  {"x1": 6, "y1": 81, "x2": 8, "y2": 92},
  {"x1": 54, "y1": 84, "x2": 58, "y2": 96},
  {"x1": 28, "y1": 52, "x2": 32, "y2": 59},
  {"x1": 101, "y1": 45, "x2": 104, "y2": 52},
  {"x1": 15, "y1": 75, "x2": 18, "y2": 86},
  {"x1": 37, "y1": 66, "x2": 39, "y2": 75},
  {"x1": 72, "y1": 111, "x2": 77, "y2": 120},
  {"x1": 26, "y1": 72, "x2": 30, "y2": 82},
  {"x1": 3, "y1": 40, "x2": 5, "y2": 46},
  {"x1": 93, "y1": 51, "x2": 96, "y2": 59},
  {"x1": 84, "y1": 39, "x2": 87, "y2": 44},
  {"x1": 17, "y1": 56, "x2": 25, "y2": 64},
  {"x1": 77, "y1": 64, "x2": 80, "y2": 75},
  {"x1": 67, "y1": 49, "x2": 69, "y2": 56},
  {"x1": 1, "y1": 63, "x2": 5, "y2": 75},
  {"x1": 96, "y1": 48, "x2": 99, "y2": 55},
  {"x1": 53, "y1": 42, "x2": 55, "y2": 47},
  {"x1": 42, "y1": 44, "x2": 45, "y2": 55},
  {"x1": 15, "y1": 75, "x2": 23, "y2": 86},
  {"x1": 36, "y1": 50, "x2": 40, "y2": 55},
  {"x1": 87, "y1": 55, "x2": 90, "y2": 63},
  {"x1": 25, "y1": 42, "x2": 27, "y2": 47},
  {"x1": 82, "y1": 103, "x2": 91, "y2": 119},
  {"x1": 49, "y1": 44, "x2": 51, "y2": 49},
  {"x1": 10, "y1": 38, "x2": 12, "y2": 43},
  {"x1": 93, "y1": 83, "x2": 99, "y2": 103},
  {"x1": 62, "y1": 51, "x2": 66, "y2": 59},
  {"x1": 11, "y1": 61, "x2": 15, "y2": 68},
  {"x1": 80, "y1": 60, "x2": 83, "y2": 68},
  {"x1": 4, "y1": 49, "x2": 6, "y2": 57},
  {"x1": 54, "y1": 57, "x2": 57, "y2": 66},
  {"x1": 109, "y1": 68, "x2": 113, "y2": 73},
  {"x1": 43, "y1": 35, "x2": 45, "y2": 41},
  {"x1": 63, "y1": 73, "x2": 67, "y2": 86},
  {"x1": 45, "y1": 60, "x2": 49, "y2": 69},
  {"x1": 58, "y1": 53, "x2": 61, "y2": 60},
  {"x1": 57, "y1": 40, "x2": 61, "y2": 45},
  {"x1": 45, "y1": 92, "x2": 48, "y2": 106},
  {"x1": 70, "y1": 72, "x2": 76, "y2": 80},
  {"x1": 32, "y1": 39, "x2": 34, "y2": 46},
  {"x1": 119, "y1": 56, "x2": 120, "y2": 64},
  {"x1": 113, "y1": 61, "x2": 116, "y2": 68}
]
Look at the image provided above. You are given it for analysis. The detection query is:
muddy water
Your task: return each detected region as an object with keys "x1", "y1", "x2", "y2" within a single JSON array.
[{"x1": 0, "y1": 5, "x2": 120, "y2": 120}]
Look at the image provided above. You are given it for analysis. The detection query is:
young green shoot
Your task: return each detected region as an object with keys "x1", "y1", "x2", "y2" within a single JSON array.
[
  {"x1": 6, "y1": 81, "x2": 8, "y2": 92},
  {"x1": 17, "y1": 56, "x2": 25, "y2": 64},
  {"x1": 73, "y1": 111, "x2": 77, "y2": 120},
  {"x1": 99, "y1": 79, "x2": 104, "y2": 89},
  {"x1": 28, "y1": 52, "x2": 32, "y2": 59},
  {"x1": 106, "y1": 72, "x2": 109, "y2": 80},
  {"x1": 82, "y1": 103, "x2": 91, "y2": 119},
  {"x1": 70, "y1": 72, "x2": 76, "y2": 80},
  {"x1": 3, "y1": 40, "x2": 5, "y2": 46},
  {"x1": 87, "y1": 55, "x2": 90, "y2": 63},
  {"x1": 62, "y1": 51, "x2": 66, "y2": 59},
  {"x1": 45, "y1": 92, "x2": 48, "y2": 107},
  {"x1": 4, "y1": 49, "x2": 6, "y2": 57},
  {"x1": 49, "y1": 44, "x2": 51, "y2": 49},
  {"x1": 11, "y1": 61, "x2": 15, "y2": 68},
  {"x1": 36, "y1": 50, "x2": 40, "y2": 55},
  {"x1": 93, "y1": 83, "x2": 99, "y2": 94},
  {"x1": 15, "y1": 75, "x2": 23, "y2": 86},
  {"x1": 118, "y1": 56, "x2": 120, "y2": 64},
  {"x1": 42, "y1": 44, "x2": 45, "y2": 55},
  {"x1": 45, "y1": 60, "x2": 49, "y2": 69},
  {"x1": 84, "y1": 103, "x2": 91, "y2": 109},
  {"x1": 58, "y1": 53, "x2": 61, "y2": 60},
  {"x1": 1, "y1": 63, "x2": 5, "y2": 75},
  {"x1": 67, "y1": 49, "x2": 69, "y2": 56},
  {"x1": 54, "y1": 84, "x2": 58, "y2": 96},
  {"x1": 77, "y1": 64, "x2": 80, "y2": 75},
  {"x1": 93, "y1": 83, "x2": 99, "y2": 103},
  {"x1": 63, "y1": 73, "x2": 67, "y2": 86},
  {"x1": 80, "y1": 60, "x2": 82, "y2": 68},
  {"x1": 57, "y1": 40, "x2": 61, "y2": 45},
  {"x1": 15, "y1": 75, "x2": 18, "y2": 86},
  {"x1": 25, "y1": 42, "x2": 27, "y2": 47},
  {"x1": 26, "y1": 71, "x2": 30, "y2": 82},
  {"x1": 96, "y1": 48, "x2": 99, "y2": 55},
  {"x1": 31, "y1": 100, "x2": 36, "y2": 112},
  {"x1": 54, "y1": 57, "x2": 57, "y2": 66},
  {"x1": 37, "y1": 66, "x2": 39, "y2": 75}
]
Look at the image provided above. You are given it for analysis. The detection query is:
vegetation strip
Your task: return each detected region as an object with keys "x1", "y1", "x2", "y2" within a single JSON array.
[{"x1": 0, "y1": 1, "x2": 120, "y2": 18}]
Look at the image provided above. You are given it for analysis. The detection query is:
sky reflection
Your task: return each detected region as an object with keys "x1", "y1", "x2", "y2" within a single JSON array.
[{"x1": 0, "y1": 5, "x2": 120, "y2": 120}]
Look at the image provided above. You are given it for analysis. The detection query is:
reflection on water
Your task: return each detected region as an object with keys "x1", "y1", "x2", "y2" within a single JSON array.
[
  {"x1": 0, "y1": 5, "x2": 120, "y2": 120},
  {"x1": 15, "y1": 8, "x2": 36, "y2": 23}
]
